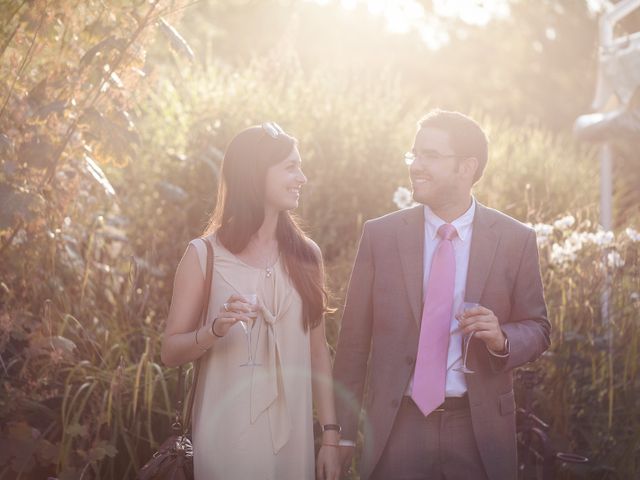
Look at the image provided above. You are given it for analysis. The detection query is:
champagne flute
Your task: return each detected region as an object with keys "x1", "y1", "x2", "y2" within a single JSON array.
[
  {"x1": 454, "y1": 301, "x2": 480, "y2": 374},
  {"x1": 239, "y1": 293, "x2": 261, "y2": 367}
]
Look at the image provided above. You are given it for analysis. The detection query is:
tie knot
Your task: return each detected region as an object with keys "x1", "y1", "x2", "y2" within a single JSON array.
[{"x1": 438, "y1": 223, "x2": 457, "y2": 241}]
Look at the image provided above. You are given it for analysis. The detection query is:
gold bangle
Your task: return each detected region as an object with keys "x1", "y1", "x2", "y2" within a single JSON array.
[{"x1": 194, "y1": 328, "x2": 209, "y2": 352}]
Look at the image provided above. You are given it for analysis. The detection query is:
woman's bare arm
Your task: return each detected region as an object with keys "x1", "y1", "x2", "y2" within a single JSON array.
[
  {"x1": 160, "y1": 244, "x2": 218, "y2": 367},
  {"x1": 161, "y1": 243, "x2": 255, "y2": 367}
]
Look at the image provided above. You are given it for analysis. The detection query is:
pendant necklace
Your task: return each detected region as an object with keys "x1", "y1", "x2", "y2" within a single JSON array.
[
  {"x1": 265, "y1": 252, "x2": 277, "y2": 278},
  {"x1": 249, "y1": 237, "x2": 277, "y2": 278}
]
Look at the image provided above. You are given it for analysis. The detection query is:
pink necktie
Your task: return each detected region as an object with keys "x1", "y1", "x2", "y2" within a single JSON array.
[{"x1": 411, "y1": 223, "x2": 457, "y2": 416}]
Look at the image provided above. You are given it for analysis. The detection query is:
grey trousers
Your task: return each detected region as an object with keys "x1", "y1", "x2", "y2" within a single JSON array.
[{"x1": 369, "y1": 397, "x2": 489, "y2": 480}]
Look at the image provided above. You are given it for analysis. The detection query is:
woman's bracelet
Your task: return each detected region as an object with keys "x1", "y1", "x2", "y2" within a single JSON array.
[
  {"x1": 211, "y1": 317, "x2": 224, "y2": 338},
  {"x1": 321, "y1": 443, "x2": 340, "y2": 447},
  {"x1": 321, "y1": 424, "x2": 342, "y2": 433},
  {"x1": 194, "y1": 328, "x2": 209, "y2": 352}
]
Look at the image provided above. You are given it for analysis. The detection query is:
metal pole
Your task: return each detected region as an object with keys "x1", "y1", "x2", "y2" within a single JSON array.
[
  {"x1": 600, "y1": 143, "x2": 613, "y2": 232},
  {"x1": 600, "y1": 144, "x2": 613, "y2": 381},
  {"x1": 600, "y1": 144, "x2": 612, "y2": 327}
]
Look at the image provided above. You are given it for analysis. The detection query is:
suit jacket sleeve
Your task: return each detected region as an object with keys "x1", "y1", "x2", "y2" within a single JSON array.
[
  {"x1": 333, "y1": 224, "x2": 375, "y2": 441},
  {"x1": 494, "y1": 229, "x2": 551, "y2": 372}
]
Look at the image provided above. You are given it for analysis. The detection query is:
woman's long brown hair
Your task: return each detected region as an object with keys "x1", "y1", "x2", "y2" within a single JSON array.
[{"x1": 204, "y1": 125, "x2": 328, "y2": 330}]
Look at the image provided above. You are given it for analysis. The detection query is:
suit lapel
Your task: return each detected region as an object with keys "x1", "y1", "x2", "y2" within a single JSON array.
[
  {"x1": 396, "y1": 202, "x2": 498, "y2": 326},
  {"x1": 396, "y1": 206, "x2": 425, "y2": 326},
  {"x1": 465, "y1": 202, "x2": 499, "y2": 304}
]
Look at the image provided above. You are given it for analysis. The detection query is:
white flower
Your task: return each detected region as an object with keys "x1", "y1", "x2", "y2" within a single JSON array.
[
  {"x1": 553, "y1": 215, "x2": 575, "y2": 230},
  {"x1": 535, "y1": 235, "x2": 550, "y2": 247},
  {"x1": 589, "y1": 230, "x2": 615, "y2": 246},
  {"x1": 529, "y1": 223, "x2": 553, "y2": 247},
  {"x1": 550, "y1": 242, "x2": 577, "y2": 265},
  {"x1": 393, "y1": 187, "x2": 417, "y2": 210},
  {"x1": 606, "y1": 251, "x2": 625, "y2": 269},
  {"x1": 625, "y1": 227, "x2": 640, "y2": 242},
  {"x1": 532, "y1": 223, "x2": 554, "y2": 236},
  {"x1": 566, "y1": 231, "x2": 589, "y2": 251}
]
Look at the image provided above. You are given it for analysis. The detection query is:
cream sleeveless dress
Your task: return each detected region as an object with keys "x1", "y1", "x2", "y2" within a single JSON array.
[{"x1": 188, "y1": 234, "x2": 314, "y2": 480}]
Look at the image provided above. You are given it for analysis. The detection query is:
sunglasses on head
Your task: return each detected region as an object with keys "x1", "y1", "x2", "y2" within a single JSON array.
[{"x1": 261, "y1": 122, "x2": 285, "y2": 139}]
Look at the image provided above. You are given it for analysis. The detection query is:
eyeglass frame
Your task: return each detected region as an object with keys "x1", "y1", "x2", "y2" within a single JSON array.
[
  {"x1": 403, "y1": 149, "x2": 469, "y2": 166},
  {"x1": 262, "y1": 121, "x2": 285, "y2": 139}
]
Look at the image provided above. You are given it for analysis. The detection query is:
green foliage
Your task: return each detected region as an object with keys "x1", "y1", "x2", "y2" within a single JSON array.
[{"x1": 0, "y1": 0, "x2": 196, "y2": 478}]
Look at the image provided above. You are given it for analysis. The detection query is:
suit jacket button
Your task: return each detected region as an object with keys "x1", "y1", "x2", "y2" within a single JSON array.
[
  {"x1": 406, "y1": 356, "x2": 414, "y2": 365},
  {"x1": 391, "y1": 399, "x2": 400, "y2": 408}
]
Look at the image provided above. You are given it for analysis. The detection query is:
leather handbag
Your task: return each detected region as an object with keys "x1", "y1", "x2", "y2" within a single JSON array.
[{"x1": 138, "y1": 238, "x2": 214, "y2": 480}]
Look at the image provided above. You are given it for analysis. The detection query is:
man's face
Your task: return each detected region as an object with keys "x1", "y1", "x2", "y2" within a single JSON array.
[{"x1": 409, "y1": 127, "x2": 465, "y2": 207}]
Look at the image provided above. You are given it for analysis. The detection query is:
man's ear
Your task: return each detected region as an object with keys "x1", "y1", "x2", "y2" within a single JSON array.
[{"x1": 460, "y1": 156, "x2": 479, "y2": 181}]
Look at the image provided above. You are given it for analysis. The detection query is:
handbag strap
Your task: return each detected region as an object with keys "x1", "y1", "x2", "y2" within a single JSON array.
[{"x1": 173, "y1": 237, "x2": 214, "y2": 436}]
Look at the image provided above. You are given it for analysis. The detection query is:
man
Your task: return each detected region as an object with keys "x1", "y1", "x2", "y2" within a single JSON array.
[{"x1": 333, "y1": 110, "x2": 550, "y2": 480}]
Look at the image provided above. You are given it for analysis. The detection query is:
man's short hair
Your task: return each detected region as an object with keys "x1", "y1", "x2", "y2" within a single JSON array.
[{"x1": 418, "y1": 109, "x2": 489, "y2": 182}]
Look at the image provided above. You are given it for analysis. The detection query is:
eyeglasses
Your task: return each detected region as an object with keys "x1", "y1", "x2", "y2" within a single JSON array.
[
  {"x1": 262, "y1": 122, "x2": 285, "y2": 139},
  {"x1": 403, "y1": 150, "x2": 466, "y2": 166}
]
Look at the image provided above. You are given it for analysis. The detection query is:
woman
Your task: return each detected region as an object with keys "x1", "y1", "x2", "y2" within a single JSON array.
[{"x1": 160, "y1": 122, "x2": 341, "y2": 480}]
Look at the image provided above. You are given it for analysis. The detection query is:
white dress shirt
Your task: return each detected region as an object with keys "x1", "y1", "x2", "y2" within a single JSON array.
[{"x1": 405, "y1": 198, "x2": 476, "y2": 398}]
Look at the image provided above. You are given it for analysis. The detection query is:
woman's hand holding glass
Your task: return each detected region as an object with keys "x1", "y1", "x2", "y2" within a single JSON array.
[{"x1": 207, "y1": 294, "x2": 258, "y2": 338}]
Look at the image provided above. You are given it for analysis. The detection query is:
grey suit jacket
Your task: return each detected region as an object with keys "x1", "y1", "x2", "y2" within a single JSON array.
[{"x1": 333, "y1": 202, "x2": 551, "y2": 480}]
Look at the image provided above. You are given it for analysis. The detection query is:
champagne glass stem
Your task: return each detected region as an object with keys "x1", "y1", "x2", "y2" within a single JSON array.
[
  {"x1": 462, "y1": 331, "x2": 475, "y2": 369},
  {"x1": 246, "y1": 327, "x2": 252, "y2": 363}
]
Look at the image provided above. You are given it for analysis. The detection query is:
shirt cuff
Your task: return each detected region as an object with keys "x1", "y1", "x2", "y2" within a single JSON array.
[
  {"x1": 487, "y1": 336, "x2": 510, "y2": 357},
  {"x1": 338, "y1": 439, "x2": 356, "y2": 447}
]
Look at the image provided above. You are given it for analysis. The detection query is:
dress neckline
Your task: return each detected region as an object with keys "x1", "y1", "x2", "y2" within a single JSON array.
[{"x1": 213, "y1": 234, "x2": 281, "y2": 275}]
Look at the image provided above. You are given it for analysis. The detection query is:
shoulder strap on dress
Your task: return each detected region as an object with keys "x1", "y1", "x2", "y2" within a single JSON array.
[{"x1": 177, "y1": 237, "x2": 214, "y2": 436}]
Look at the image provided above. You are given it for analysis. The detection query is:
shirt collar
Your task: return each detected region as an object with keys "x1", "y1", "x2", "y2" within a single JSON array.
[{"x1": 423, "y1": 197, "x2": 476, "y2": 242}]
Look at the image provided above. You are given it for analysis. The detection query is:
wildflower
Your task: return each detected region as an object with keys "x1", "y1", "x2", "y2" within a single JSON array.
[
  {"x1": 529, "y1": 223, "x2": 554, "y2": 236},
  {"x1": 535, "y1": 235, "x2": 550, "y2": 248},
  {"x1": 625, "y1": 227, "x2": 640, "y2": 242},
  {"x1": 606, "y1": 251, "x2": 625, "y2": 269},
  {"x1": 527, "y1": 223, "x2": 553, "y2": 247},
  {"x1": 553, "y1": 215, "x2": 575, "y2": 230},
  {"x1": 550, "y1": 242, "x2": 577, "y2": 265},
  {"x1": 588, "y1": 229, "x2": 614, "y2": 246},
  {"x1": 393, "y1": 187, "x2": 417, "y2": 209},
  {"x1": 566, "y1": 231, "x2": 590, "y2": 251}
]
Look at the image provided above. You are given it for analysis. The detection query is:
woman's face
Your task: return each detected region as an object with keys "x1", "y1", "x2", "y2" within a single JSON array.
[{"x1": 264, "y1": 146, "x2": 307, "y2": 212}]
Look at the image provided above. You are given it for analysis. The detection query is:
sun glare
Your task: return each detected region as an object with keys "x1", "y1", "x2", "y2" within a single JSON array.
[
  {"x1": 307, "y1": 0, "x2": 511, "y2": 49},
  {"x1": 433, "y1": 0, "x2": 510, "y2": 26}
]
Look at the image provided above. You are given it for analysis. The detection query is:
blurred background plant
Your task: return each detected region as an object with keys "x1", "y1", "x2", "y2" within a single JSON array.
[{"x1": 0, "y1": 0, "x2": 638, "y2": 479}]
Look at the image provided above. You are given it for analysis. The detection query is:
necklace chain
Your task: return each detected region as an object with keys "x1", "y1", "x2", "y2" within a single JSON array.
[{"x1": 247, "y1": 237, "x2": 278, "y2": 276}]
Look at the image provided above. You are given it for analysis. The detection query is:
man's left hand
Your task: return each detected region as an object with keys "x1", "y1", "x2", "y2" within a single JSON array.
[{"x1": 456, "y1": 305, "x2": 505, "y2": 353}]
